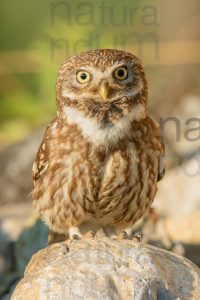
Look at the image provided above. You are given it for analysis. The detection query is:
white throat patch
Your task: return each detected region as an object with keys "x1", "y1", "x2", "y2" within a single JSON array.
[{"x1": 64, "y1": 104, "x2": 145, "y2": 144}]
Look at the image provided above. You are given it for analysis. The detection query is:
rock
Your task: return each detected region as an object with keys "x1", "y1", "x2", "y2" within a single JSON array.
[
  {"x1": 154, "y1": 154, "x2": 200, "y2": 217},
  {"x1": 0, "y1": 203, "x2": 33, "y2": 241},
  {"x1": 142, "y1": 210, "x2": 200, "y2": 246},
  {"x1": 140, "y1": 210, "x2": 200, "y2": 266},
  {"x1": 164, "y1": 211, "x2": 200, "y2": 244},
  {"x1": 14, "y1": 219, "x2": 48, "y2": 276},
  {"x1": 0, "y1": 219, "x2": 48, "y2": 299},
  {"x1": 0, "y1": 130, "x2": 43, "y2": 205},
  {"x1": 162, "y1": 212, "x2": 200, "y2": 267},
  {"x1": 0, "y1": 228, "x2": 17, "y2": 297},
  {"x1": 11, "y1": 238, "x2": 200, "y2": 300}
]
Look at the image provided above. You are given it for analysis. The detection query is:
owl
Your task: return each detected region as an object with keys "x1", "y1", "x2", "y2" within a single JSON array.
[{"x1": 32, "y1": 49, "x2": 165, "y2": 243}]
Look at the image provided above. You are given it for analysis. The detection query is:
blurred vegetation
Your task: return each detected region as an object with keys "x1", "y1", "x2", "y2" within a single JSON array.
[{"x1": 0, "y1": 0, "x2": 199, "y2": 147}]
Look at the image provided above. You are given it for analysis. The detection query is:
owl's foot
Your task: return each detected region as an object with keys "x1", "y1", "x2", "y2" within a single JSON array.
[
  {"x1": 72, "y1": 234, "x2": 81, "y2": 240},
  {"x1": 132, "y1": 233, "x2": 143, "y2": 242},
  {"x1": 118, "y1": 231, "x2": 128, "y2": 239},
  {"x1": 118, "y1": 227, "x2": 133, "y2": 240},
  {"x1": 68, "y1": 227, "x2": 82, "y2": 240},
  {"x1": 85, "y1": 230, "x2": 96, "y2": 238}
]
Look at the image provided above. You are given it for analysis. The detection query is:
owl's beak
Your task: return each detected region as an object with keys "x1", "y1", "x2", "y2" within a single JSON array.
[{"x1": 98, "y1": 83, "x2": 109, "y2": 101}]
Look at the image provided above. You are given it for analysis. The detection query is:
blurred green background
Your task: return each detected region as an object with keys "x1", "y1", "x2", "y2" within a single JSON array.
[{"x1": 0, "y1": 0, "x2": 199, "y2": 148}]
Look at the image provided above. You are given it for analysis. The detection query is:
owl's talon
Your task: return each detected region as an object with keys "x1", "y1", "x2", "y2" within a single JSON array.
[
  {"x1": 72, "y1": 234, "x2": 81, "y2": 240},
  {"x1": 119, "y1": 231, "x2": 128, "y2": 239},
  {"x1": 132, "y1": 233, "x2": 143, "y2": 242},
  {"x1": 68, "y1": 227, "x2": 82, "y2": 240},
  {"x1": 85, "y1": 230, "x2": 96, "y2": 238}
]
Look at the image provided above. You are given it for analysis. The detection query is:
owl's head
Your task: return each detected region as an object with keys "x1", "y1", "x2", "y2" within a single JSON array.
[{"x1": 56, "y1": 49, "x2": 148, "y2": 144}]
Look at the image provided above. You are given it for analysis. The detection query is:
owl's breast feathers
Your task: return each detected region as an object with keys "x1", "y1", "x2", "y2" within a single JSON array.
[{"x1": 32, "y1": 114, "x2": 164, "y2": 232}]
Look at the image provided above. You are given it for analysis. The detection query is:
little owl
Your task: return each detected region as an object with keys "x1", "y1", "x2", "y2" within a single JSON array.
[{"x1": 32, "y1": 49, "x2": 165, "y2": 243}]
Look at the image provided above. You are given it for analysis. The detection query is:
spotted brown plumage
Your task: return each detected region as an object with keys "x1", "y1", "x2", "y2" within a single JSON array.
[{"x1": 32, "y1": 49, "x2": 165, "y2": 242}]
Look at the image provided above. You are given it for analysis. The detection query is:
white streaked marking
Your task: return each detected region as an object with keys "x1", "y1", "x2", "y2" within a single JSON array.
[{"x1": 64, "y1": 104, "x2": 146, "y2": 145}]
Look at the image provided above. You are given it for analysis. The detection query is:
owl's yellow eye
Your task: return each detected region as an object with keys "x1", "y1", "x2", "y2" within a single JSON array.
[
  {"x1": 76, "y1": 70, "x2": 91, "y2": 84},
  {"x1": 114, "y1": 66, "x2": 128, "y2": 81}
]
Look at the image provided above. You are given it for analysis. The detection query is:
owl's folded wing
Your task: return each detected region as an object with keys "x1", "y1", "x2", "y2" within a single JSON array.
[
  {"x1": 32, "y1": 149, "x2": 49, "y2": 187},
  {"x1": 157, "y1": 139, "x2": 165, "y2": 182},
  {"x1": 145, "y1": 115, "x2": 165, "y2": 183},
  {"x1": 32, "y1": 120, "x2": 55, "y2": 187}
]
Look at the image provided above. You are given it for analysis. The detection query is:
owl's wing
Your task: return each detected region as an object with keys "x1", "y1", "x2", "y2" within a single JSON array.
[
  {"x1": 146, "y1": 115, "x2": 165, "y2": 182},
  {"x1": 157, "y1": 136, "x2": 165, "y2": 182},
  {"x1": 32, "y1": 120, "x2": 55, "y2": 187},
  {"x1": 157, "y1": 148, "x2": 165, "y2": 182}
]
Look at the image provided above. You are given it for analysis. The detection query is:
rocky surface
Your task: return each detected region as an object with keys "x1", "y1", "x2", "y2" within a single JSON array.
[
  {"x1": 11, "y1": 238, "x2": 200, "y2": 300},
  {"x1": 0, "y1": 219, "x2": 48, "y2": 298}
]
